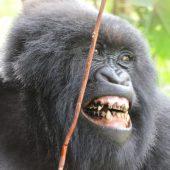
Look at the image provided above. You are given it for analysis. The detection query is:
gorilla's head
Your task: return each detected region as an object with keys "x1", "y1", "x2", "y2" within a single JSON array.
[{"x1": 4, "y1": 0, "x2": 158, "y2": 169}]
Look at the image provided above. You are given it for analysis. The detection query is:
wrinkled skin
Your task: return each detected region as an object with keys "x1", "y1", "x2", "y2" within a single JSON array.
[{"x1": 0, "y1": 0, "x2": 170, "y2": 170}]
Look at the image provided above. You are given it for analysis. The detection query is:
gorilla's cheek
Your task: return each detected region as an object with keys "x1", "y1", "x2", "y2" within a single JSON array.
[{"x1": 81, "y1": 65, "x2": 135, "y2": 144}]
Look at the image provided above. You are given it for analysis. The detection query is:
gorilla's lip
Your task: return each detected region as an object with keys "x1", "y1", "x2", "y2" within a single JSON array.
[{"x1": 82, "y1": 96, "x2": 132, "y2": 130}]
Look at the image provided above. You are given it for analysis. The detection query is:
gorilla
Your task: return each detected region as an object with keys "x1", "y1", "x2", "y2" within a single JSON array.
[{"x1": 0, "y1": 0, "x2": 170, "y2": 169}]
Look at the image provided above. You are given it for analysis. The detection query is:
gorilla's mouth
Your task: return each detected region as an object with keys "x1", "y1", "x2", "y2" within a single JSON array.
[{"x1": 82, "y1": 96, "x2": 132, "y2": 129}]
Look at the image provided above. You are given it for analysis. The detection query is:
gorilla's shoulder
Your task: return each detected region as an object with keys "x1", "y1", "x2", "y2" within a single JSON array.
[{"x1": 143, "y1": 92, "x2": 170, "y2": 169}]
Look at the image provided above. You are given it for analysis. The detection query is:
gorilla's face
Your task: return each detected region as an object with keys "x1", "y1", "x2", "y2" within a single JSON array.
[{"x1": 81, "y1": 46, "x2": 134, "y2": 143}]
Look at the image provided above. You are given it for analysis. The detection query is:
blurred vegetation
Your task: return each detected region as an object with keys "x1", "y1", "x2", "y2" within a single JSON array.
[
  {"x1": 0, "y1": 0, "x2": 170, "y2": 94},
  {"x1": 0, "y1": 0, "x2": 22, "y2": 47}
]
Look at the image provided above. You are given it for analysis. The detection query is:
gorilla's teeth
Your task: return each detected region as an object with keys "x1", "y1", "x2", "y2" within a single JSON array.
[
  {"x1": 126, "y1": 114, "x2": 130, "y2": 122},
  {"x1": 120, "y1": 113, "x2": 123, "y2": 118},
  {"x1": 93, "y1": 106, "x2": 97, "y2": 109},
  {"x1": 108, "y1": 104, "x2": 112, "y2": 109},
  {"x1": 112, "y1": 111, "x2": 116, "y2": 116},
  {"x1": 106, "y1": 110, "x2": 112, "y2": 120},
  {"x1": 101, "y1": 111, "x2": 106, "y2": 117},
  {"x1": 117, "y1": 113, "x2": 122, "y2": 118},
  {"x1": 85, "y1": 96, "x2": 130, "y2": 120},
  {"x1": 93, "y1": 96, "x2": 129, "y2": 112},
  {"x1": 125, "y1": 103, "x2": 129, "y2": 110},
  {"x1": 121, "y1": 104, "x2": 126, "y2": 111},
  {"x1": 115, "y1": 102, "x2": 118, "y2": 108},
  {"x1": 112, "y1": 103, "x2": 116, "y2": 109},
  {"x1": 125, "y1": 111, "x2": 128, "y2": 115},
  {"x1": 98, "y1": 106, "x2": 103, "y2": 111}
]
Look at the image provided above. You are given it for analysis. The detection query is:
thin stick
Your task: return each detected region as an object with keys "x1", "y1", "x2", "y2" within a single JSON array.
[{"x1": 58, "y1": 0, "x2": 107, "y2": 169}]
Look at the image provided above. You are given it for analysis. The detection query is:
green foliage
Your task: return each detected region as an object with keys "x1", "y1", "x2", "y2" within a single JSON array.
[
  {"x1": 0, "y1": 0, "x2": 22, "y2": 47},
  {"x1": 0, "y1": 0, "x2": 21, "y2": 16}
]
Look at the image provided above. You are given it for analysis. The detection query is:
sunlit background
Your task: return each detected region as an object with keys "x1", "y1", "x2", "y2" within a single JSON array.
[{"x1": 0, "y1": 0, "x2": 170, "y2": 95}]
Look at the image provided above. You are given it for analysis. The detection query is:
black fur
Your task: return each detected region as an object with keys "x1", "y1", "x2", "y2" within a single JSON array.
[{"x1": 0, "y1": 0, "x2": 170, "y2": 169}]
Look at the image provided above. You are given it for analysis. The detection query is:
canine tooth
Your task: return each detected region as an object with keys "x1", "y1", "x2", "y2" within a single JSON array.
[{"x1": 106, "y1": 110, "x2": 112, "y2": 120}]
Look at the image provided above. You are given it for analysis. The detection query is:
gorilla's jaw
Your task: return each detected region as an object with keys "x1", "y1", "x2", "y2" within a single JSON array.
[{"x1": 82, "y1": 96, "x2": 132, "y2": 143}]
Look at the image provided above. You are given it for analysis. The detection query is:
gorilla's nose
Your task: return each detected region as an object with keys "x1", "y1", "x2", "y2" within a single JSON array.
[{"x1": 94, "y1": 66, "x2": 130, "y2": 86}]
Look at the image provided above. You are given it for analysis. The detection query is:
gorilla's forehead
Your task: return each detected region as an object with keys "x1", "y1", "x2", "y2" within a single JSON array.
[
  {"x1": 57, "y1": 11, "x2": 146, "y2": 52},
  {"x1": 62, "y1": 12, "x2": 147, "y2": 53},
  {"x1": 100, "y1": 15, "x2": 143, "y2": 49}
]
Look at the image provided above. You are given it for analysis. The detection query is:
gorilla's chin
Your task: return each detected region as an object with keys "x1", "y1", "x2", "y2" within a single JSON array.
[{"x1": 81, "y1": 96, "x2": 132, "y2": 144}]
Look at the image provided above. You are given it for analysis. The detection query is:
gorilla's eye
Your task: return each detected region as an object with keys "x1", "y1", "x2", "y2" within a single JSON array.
[
  {"x1": 94, "y1": 43, "x2": 104, "y2": 56},
  {"x1": 117, "y1": 51, "x2": 134, "y2": 68},
  {"x1": 94, "y1": 49, "x2": 99, "y2": 55}
]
